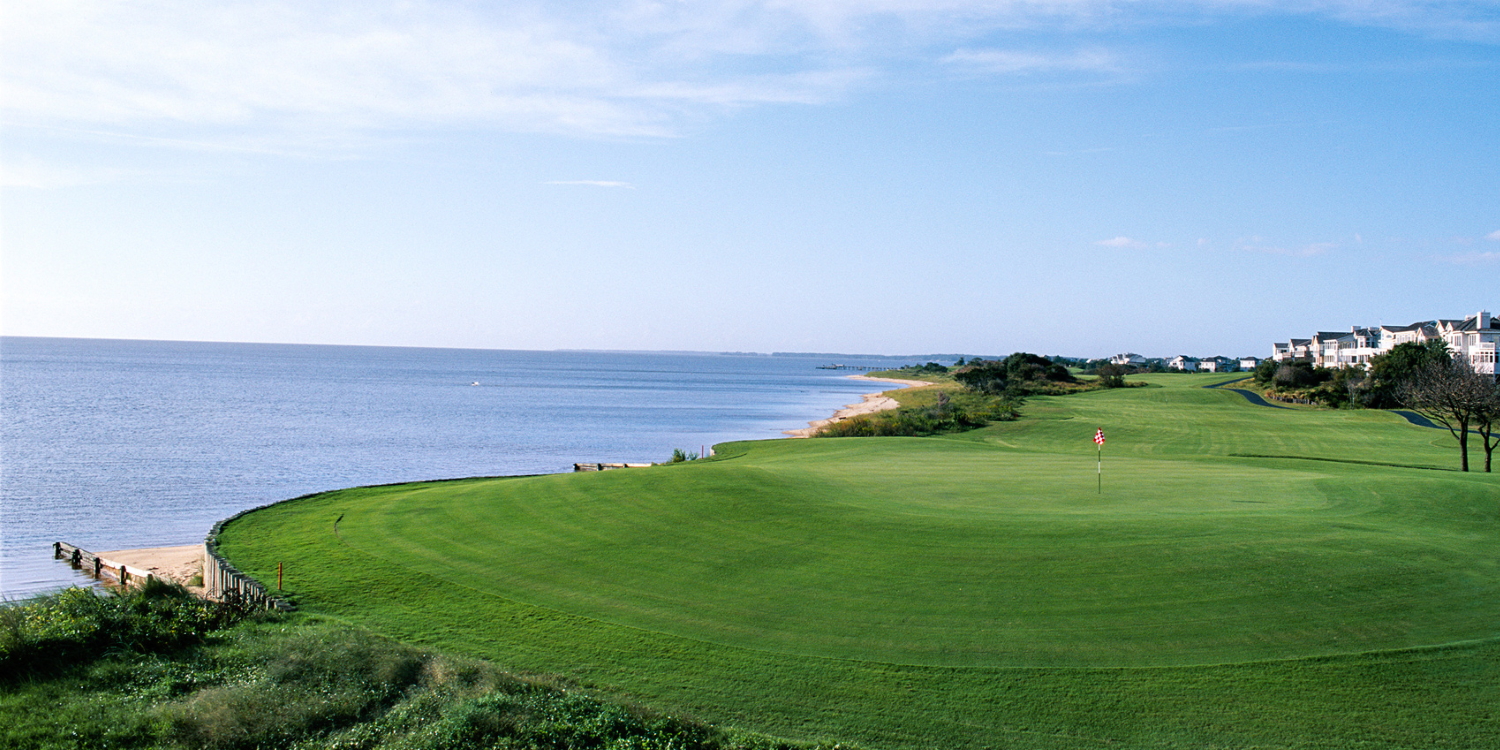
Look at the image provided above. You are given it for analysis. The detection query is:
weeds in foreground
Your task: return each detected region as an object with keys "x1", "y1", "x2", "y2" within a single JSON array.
[
  {"x1": 0, "y1": 606, "x2": 851, "y2": 750},
  {"x1": 0, "y1": 578, "x2": 247, "y2": 680}
]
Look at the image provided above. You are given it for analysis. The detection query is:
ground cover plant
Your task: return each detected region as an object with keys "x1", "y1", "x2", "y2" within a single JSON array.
[
  {"x1": 0, "y1": 606, "x2": 836, "y2": 750},
  {"x1": 0, "y1": 578, "x2": 244, "y2": 681},
  {"x1": 216, "y1": 373, "x2": 1500, "y2": 749}
]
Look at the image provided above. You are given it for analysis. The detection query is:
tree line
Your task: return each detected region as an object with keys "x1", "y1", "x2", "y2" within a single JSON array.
[{"x1": 1253, "y1": 341, "x2": 1500, "y2": 472}]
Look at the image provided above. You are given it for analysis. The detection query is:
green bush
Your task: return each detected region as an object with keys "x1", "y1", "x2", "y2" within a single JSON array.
[
  {"x1": 816, "y1": 392, "x2": 1018, "y2": 437},
  {"x1": 0, "y1": 580, "x2": 244, "y2": 680},
  {"x1": 0, "y1": 612, "x2": 853, "y2": 750}
]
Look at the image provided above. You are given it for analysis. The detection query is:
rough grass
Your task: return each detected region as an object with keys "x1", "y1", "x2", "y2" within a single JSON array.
[
  {"x1": 0, "y1": 614, "x2": 842, "y2": 750},
  {"x1": 0, "y1": 579, "x2": 244, "y2": 680},
  {"x1": 216, "y1": 373, "x2": 1500, "y2": 749}
]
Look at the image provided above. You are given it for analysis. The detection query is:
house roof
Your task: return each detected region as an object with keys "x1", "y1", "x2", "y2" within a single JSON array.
[{"x1": 1443, "y1": 315, "x2": 1499, "y2": 333}]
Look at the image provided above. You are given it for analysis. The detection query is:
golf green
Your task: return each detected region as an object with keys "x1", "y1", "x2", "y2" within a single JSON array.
[{"x1": 219, "y1": 373, "x2": 1500, "y2": 748}]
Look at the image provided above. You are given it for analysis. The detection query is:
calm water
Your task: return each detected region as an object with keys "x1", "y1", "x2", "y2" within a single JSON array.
[{"x1": 1, "y1": 337, "x2": 908, "y2": 599}]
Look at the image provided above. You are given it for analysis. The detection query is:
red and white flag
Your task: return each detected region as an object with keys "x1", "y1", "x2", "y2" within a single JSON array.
[{"x1": 1093, "y1": 429, "x2": 1106, "y2": 445}]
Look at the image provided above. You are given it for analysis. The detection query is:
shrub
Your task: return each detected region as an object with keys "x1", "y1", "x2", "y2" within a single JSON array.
[
  {"x1": 0, "y1": 581, "x2": 244, "y2": 681},
  {"x1": 816, "y1": 392, "x2": 1019, "y2": 437}
]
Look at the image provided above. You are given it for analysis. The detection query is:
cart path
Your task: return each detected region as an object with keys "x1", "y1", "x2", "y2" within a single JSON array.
[{"x1": 1205, "y1": 378, "x2": 1480, "y2": 434}]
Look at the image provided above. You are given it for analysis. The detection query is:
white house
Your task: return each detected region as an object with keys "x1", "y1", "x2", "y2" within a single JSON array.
[
  {"x1": 1167, "y1": 355, "x2": 1199, "y2": 372},
  {"x1": 1439, "y1": 311, "x2": 1499, "y2": 378},
  {"x1": 1110, "y1": 353, "x2": 1147, "y2": 367},
  {"x1": 1238, "y1": 356, "x2": 1261, "y2": 371},
  {"x1": 1272, "y1": 339, "x2": 1313, "y2": 362},
  {"x1": 1309, "y1": 327, "x2": 1381, "y2": 369},
  {"x1": 1198, "y1": 356, "x2": 1235, "y2": 372},
  {"x1": 1271, "y1": 310, "x2": 1497, "y2": 379}
]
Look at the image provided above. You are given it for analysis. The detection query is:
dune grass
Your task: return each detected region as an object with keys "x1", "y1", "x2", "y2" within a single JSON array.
[
  {"x1": 1, "y1": 610, "x2": 821, "y2": 750},
  {"x1": 217, "y1": 373, "x2": 1500, "y2": 749}
]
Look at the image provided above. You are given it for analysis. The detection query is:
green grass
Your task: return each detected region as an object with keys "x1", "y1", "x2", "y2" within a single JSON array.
[
  {"x1": 218, "y1": 373, "x2": 1500, "y2": 749},
  {"x1": 1, "y1": 613, "x2": 820, "y2": 750}
]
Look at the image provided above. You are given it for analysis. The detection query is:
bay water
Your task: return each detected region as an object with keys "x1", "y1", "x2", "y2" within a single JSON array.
[{"x1": 1, "y1": 337, "x2": 909, "y2": 599}]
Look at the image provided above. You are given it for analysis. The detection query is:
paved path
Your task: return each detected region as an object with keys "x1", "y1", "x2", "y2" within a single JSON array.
[
  {"x1": 1205, "y1": 379, "x2": 1481, "y2": 435},
  {"x1": 1202, "y1": 378, "x2": 1293, "y2": 409}
]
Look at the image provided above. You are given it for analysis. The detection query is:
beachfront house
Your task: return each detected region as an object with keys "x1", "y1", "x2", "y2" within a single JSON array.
[
  {"x1": 1110, "y1": 353, "x2": 1147, "y2": 367},
  {"x1": 1439, "y1": 311, "x2": 1500, "y2": 378},
  {"x1": 1167, "y1": 355, "x2": 1199, "y2": 372},
  {"x1": 1271, "y1": 339, "x2": 1313, "y2": 363},
  {"x1": 1198, "y1": 356, "x2": 1236, "y2": 373},
  {"x1": 1271, "y1": 310, "x2": 1498, "y2": 379}
]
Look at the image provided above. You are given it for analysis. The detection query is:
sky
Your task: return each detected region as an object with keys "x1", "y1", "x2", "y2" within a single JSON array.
[{"x1": 2, "y1": 0, "x2": 1497, "y2": 359}]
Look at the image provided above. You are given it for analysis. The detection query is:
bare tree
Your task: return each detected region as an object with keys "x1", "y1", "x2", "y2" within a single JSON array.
[
  {"x1": 1475, "y1": 375, "x2": 1500, "y2": 473},
  {"x1": 1395, "y1": 359, "x2": 1492, "y2": 472}
]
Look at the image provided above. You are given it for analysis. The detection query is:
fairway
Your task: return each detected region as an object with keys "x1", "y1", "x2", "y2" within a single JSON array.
[{"x1": 219, "y1": 374, "x2": 1500, "y2": 749}]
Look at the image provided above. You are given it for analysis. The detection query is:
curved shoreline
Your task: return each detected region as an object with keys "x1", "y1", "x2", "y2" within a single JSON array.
[
  {"x1": 89, "y1": 377, "x2": 931, "y2": 574},
  {"x1": 784, "y1": 374, "x2": 931, "y2": 438}
]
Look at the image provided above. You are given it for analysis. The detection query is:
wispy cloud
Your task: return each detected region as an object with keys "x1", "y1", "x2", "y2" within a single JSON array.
[
  {"x1": 545, "y1": 180, "x2": 636, "y2": 188},
  {"x1": 942, "y1": 47, "x2": 1124, "y2": 77},
  {"x1": 1445, "y1": 251, "x2": 1500, "y2": 265},
  {"x1": 4, "y1": 0, "x2": 1496, "y2": 155},
  {"x1": 1234, "y1": 236, "x2": 1339, "y2": 256},
  {"x1": 0, "y1": 156, "x2": 138, "y2": 189},
  {"x1": 1096, "y1": 236, "x2": 1148, "y2": 249},
  {"x1": 1487, "y1": 229, "x2": 1500, "y2": 241}
]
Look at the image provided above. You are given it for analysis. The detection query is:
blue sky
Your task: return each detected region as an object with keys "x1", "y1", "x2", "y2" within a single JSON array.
[{"x1": 3, "y1": 1, "x2": 1497, "y2": 358}]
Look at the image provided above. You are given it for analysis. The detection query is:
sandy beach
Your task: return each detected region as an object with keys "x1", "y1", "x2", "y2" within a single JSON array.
[
  {"x1": 97, "y1": 544, "x2": 205, "y2": 590},
  {"x1": 784, "y1": 375, "x2": 931, "y2": 438}
]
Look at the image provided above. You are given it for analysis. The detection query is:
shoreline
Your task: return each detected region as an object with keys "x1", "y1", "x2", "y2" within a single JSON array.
[
  {"x1": 95, "y1": 544, "x2": 205, "y2": 591},
  {"x1": 73, "y1": 377, "x2": 927, "y2": 580},
  {"x1": 784, "y1": 374, "x2": 931, "y2": 438}
]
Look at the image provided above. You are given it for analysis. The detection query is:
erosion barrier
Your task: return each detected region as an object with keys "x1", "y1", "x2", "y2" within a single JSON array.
[
  {"x1": 573, "y1": 462, "x2": 653, "y2": 471},
  {"x1": 51, "y1": 542, "x2": 163, "y2": 589},
  {"x1": 205, "y1": 507, "x2": 296, "y2": 612}
]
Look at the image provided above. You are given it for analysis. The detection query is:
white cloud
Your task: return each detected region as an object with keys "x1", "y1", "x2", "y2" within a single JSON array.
[
  {"x1": 1487, "y1": 230, "x2": 1500, "y2": 241},
  {"x1": 2, "y1": 0, "x2": 1494, "y2": 153},
  {"x1": 1096, "y1": 236, "x2": 1148, "y2": 248}
]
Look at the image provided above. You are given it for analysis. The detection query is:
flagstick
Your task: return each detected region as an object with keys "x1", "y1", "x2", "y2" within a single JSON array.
[{"x1": 1097, "y1": 441, "x2": 1102, "y2": 495}]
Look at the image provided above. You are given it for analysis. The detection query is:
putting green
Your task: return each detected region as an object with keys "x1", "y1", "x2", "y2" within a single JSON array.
[{"x1": 219, "y1": 373, "x2": 1500, "y2": 748}]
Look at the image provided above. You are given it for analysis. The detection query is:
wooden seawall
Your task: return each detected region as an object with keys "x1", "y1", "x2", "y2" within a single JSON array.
[
  {"x1": 55, "y1": 534, "x2": 293, "y2": 612},
  {"x1": 53, "y1": 542, "x2": 168, "y2": 589},
  {"x1": 573, "y1": 462, "x2": 653, "y2": 472}
]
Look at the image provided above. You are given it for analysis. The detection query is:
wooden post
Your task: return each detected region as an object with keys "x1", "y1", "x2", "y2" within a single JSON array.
[
  {"x1": 71, "y1": 548, "x2": 81, "y2": 568},
  {"x1": 120, "y1": 564, "x2": 128, "y2": 585},
  {"x1": 54, "y1": 542, "x2": 61, "y2": 559},
  {"x1": 278, "y1": 562, "x2": 283, "y2": 591},
  {"x1": 94, "y1": 557, "x2": 101, "y2": 578}
]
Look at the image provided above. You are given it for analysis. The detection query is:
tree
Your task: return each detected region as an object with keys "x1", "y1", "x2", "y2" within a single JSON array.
[
  {"x1": 1474, "y1": 375, "x2": 1500, "y2": 473},
  {"x1": 1094, "y1": 363, "x2": 1127, "y2": 389},
  {"x1": 1000, "y1": 352, "x2": 1075, "y2": 383},
  {"x1": 1252, "y1": 358, "x2": 1279, "y2": 387},
  {"x1": 1395, "y1": 358, "x2": 1491, "y2": 472},
  {"x1": 953, "y1": 359, "x2": 1009, "y2": 394},
  {"x1": 1366, "y1": 340, "x2": 1453, "y2": 408},
  {"x1": 1271, "y1": 361, "x2": 1326, "y2": 389}
]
